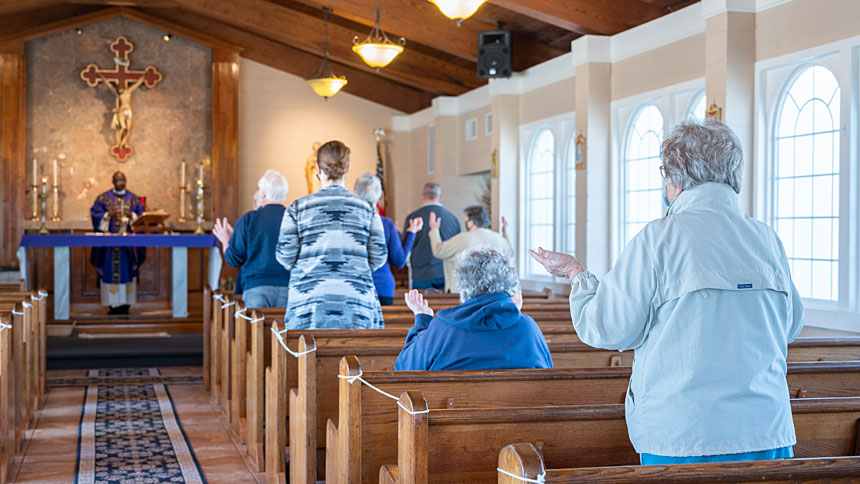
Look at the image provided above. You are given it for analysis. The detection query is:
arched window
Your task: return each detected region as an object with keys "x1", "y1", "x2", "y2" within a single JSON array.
[
  {"x1": 526, "y1": 129, "x2": 555, "y2": 276},
  {"x1": 623, "y1": 104, "x2": 664, "y2": 244},
  {"x1": 687, "y1": 91, "x2": 707, "y2": 121},
  {"x1": 774, "y1": 65, "x2": 841, "y2": 300},
  {"x1": 565, "y1": 136, "x2": 577, "y2": 255}
]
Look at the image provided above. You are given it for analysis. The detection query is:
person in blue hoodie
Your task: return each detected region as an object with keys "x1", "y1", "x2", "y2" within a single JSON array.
[{"x1": 394, "y1": 247, "x2": 552, "y2": 371}]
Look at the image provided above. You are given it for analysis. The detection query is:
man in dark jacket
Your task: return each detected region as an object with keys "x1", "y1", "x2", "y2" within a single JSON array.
[
  {"x1": 213, "y1": 169, "x2": 291, "y2": 308},
  {"x1": 394, "y1": 247, "x2": 552, "y2": 371},
  {"x1": 403, "y1": 182, "x2": 461, "y2": 290}
]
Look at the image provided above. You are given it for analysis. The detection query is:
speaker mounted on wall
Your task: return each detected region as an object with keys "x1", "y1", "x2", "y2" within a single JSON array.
[{"x1": 477, "y1": 29, "x2": 512, "y2": 79}]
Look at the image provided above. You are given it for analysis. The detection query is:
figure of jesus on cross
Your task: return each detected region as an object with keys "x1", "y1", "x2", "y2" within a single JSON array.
[{"x1": 80, "y1": 36, "x2": 163, "y2": 161}]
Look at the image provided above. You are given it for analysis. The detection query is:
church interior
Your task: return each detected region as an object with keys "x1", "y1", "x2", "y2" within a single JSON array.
[{"x1": 0, "y1": 0, "x2": 860, "y2": 482}]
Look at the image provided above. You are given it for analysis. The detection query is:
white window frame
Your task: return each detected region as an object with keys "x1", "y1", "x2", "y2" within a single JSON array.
[
  {"x1": 485, "y1": 112, "x2": 493, "y2": 136},
  {"x1": 465, "y1": 118, "x2": 478, "y2": 142},
  {"x1": 518, "y1": 113, "x2": 575, "y2": 283},
  {"x1": 755, "y1": 35, "x2": 860, "y2": 328},
  {"x1": 610, "y1": 78, "x2": 705, "y2": 262}
]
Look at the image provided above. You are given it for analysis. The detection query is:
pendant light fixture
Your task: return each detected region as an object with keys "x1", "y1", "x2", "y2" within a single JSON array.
[
  {"x1": 307, "y1": 7, "x2": 348, "y2": 100},
  {"x1": 352, "y1": 0, "x2": 405, "y2": 71},
  {"x1": 429, "y1": 0, "x2": 487, "y2": 26}
]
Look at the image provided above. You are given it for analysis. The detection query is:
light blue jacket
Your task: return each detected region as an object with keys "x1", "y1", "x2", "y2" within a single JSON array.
[{"x1": 570, "y1": 183, "x2": 804, "y2": 457}]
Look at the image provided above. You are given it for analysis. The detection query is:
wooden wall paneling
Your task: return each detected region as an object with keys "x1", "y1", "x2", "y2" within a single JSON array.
[
  {"x1": 487, "y1": 0, "x2": 668, "y2": 35},
  {"x1": 211, "y1": 48, "x2": 239, "y2": 227},
  {"x1": 0, "y1": 47, "x2": 26, "y2": 268}
]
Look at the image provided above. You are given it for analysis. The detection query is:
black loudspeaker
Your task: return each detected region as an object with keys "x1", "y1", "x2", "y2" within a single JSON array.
[{"x1": 477, "y1": 30, "x2": 512, "y2": 79}]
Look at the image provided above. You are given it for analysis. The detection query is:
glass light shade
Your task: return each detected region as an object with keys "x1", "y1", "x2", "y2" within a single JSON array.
[
  {"x1": 352, "y1": 42, "x2": 404, "y2": 68},
  {"x1": 306, "y1": 77, "x2": 348, "y2": 99},
  {"x1": 430, "y1": 0, "x2": 486, "y2": 21}
]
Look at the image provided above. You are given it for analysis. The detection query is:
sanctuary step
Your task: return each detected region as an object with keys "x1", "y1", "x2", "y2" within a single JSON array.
[
  {"x1": 68, "y1": 315, "x2": 203, "y2": 334},
  {"x1": 47, "y1": 329, "x2": 203, "y2": 370}
]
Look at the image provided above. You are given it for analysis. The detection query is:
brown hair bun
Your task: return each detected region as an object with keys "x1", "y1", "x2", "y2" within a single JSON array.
[{"x1": 317, "y1": 140, "x2": 350, "y2": 180}]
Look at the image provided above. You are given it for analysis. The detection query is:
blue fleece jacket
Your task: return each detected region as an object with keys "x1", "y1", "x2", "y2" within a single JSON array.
[
  {"x1": 373, "y1": 216, "x2": 416, "y2": 298},
  {"x1": 225, "y1": 204, "x2": 290, "y2": 292},
  {"x1": 394, "y1": 292, "x2": 553, "y2": 371}
]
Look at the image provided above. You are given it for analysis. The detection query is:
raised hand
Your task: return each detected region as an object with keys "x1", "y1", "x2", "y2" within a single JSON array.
[
  {"x1": 527, "y1": 247, "x2": 586, "y2": 279},
  {"x1": 404, "y1": 289, "x2": 434, "y2": 317},
  {"x1": 212, "y1": 217, "x2": 234, "y2": 247},
  {"x1": 428, "y1": 212, "x2": 441, "y2": 230},
  {"x1": 407, "y1": 216, "x2": 424, "y2": 233}
]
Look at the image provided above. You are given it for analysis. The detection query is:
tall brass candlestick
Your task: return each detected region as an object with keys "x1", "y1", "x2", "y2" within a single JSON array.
[
  {"x1": 51, "y1": 159, "x2": 60, "y2": 221},
  {"x1": 30, "y1": 159, "x2": 39, "y2": 221},
  {"x1": 194, "y1": 178, "x2": 204, "y2": 235},
  {"x1": 179, "y1": 161, "x2": 187, "y2": 222},
  {"x1": 38, "y1": 177, "x2": 49, "y2": 234}
]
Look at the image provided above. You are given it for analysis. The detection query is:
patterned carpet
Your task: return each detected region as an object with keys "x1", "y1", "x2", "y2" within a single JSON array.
[{"x1": 74, "y1": 368, "x2": 207, "y2": 484}]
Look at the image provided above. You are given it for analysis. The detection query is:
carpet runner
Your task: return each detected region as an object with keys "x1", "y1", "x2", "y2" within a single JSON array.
[{"x1": 74, "y1": 368, "x2": 206, "y2": 484}]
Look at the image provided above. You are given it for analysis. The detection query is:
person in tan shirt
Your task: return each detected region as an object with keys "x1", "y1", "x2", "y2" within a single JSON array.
[{"x1": 428, "y1": 205, "x2": 513, "y2": 293}]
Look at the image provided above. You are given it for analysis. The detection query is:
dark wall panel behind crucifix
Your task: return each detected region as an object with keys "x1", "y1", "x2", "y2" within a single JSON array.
[{"x1": 26, "y1": 17, "x2": 212, "y2": 224}]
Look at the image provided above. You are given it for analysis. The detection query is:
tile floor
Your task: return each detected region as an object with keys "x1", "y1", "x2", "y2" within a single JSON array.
[{"x1": 12, "y1": 367, "x2": 263, "y2": 484}]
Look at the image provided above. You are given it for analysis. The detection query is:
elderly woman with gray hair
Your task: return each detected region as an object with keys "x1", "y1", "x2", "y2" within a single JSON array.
[
  {"x1": 395, "y1": 247, "x2": 552, "y2": 371},
  {"x1": 354, "y1": 174, "x2": 423, "y2": 305},
  {"x1": 531, "y1": 119, "x2": 803, "y2": 465}
]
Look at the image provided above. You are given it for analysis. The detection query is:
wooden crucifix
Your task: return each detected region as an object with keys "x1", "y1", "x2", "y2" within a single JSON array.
[{"x1": 80, "y1": 36, "x2": 163, "y2": 161}]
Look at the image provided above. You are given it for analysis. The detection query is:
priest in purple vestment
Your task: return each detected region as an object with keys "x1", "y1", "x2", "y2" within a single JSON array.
[{"x1": 89, "y1": 171, "x2": 146, "y2": 315}]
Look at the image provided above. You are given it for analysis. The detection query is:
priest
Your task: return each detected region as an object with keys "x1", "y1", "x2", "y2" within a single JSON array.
[{"x1": 89, "y1": 171, "x2": 146, "y2": 315}]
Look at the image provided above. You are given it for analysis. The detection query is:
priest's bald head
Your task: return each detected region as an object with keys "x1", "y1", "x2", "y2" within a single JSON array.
[{"x1": 112, "y1": 171, "x2": 127, "y2": 192}]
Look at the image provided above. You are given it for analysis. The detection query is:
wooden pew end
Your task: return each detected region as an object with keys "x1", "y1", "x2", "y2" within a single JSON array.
[
  {"x1": 498, "y1": 443, "x2": 545, "y2": 484},
  {"x1": 379, "y1": 464, "x2": 397, "y2": 484}
]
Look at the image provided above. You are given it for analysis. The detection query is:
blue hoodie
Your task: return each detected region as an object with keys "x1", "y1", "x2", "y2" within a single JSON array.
[{"x1": 394, "y1": 292, "x2": 553, "y2": 371}]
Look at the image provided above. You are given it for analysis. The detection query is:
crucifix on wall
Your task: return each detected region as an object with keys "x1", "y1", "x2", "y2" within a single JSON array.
[{"x1": 80, "y1": 36, "x2": 163, "y2": 161}]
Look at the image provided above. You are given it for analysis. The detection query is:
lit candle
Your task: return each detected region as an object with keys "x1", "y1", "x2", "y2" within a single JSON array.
[
  {"x1": 199, "y1": 163, "x2": 204, "y2": 185},
  {"x1": 180, "y1": 161, "x2": 186, "y2": 187},
  {"x1": 52, "y1": 159, "x2": 57, "y2": 186},
  {"x1": 41, "y1": 177, "x2": 47, "y2": 194},
  {"x1": 32, "y1": 158, "x2": 37, "y2": 187}
]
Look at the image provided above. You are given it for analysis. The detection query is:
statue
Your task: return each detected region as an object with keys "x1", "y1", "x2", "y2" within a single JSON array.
[
  {"x1": 97, "y1": 71, "x2": 147, "y2": 153},
  {"x1": 305, "y1": 142, "x2": 322, "y2": 195}
]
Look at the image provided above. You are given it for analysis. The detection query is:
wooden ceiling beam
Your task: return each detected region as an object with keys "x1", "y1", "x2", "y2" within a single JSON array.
[
  {"x1": 171, "y1": 0, "x2": 481, "y2": 96},
  {"x1": 143, "y1": 7, "x2": 433, "y2": 113},
  {"x1": 285, "y1": 0, "x2": 563, "y2": 70},
  {"x1": 0, "y1": 0, "x2": 62, "y2": 17},
  {"x1": 487, "y1": 0, "x2": 669, "y2": 35}
]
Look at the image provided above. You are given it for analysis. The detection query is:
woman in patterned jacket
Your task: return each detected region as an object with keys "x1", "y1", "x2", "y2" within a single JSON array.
[{"x1": 275, "y1": 140, "x2": 388, "y2": 329}]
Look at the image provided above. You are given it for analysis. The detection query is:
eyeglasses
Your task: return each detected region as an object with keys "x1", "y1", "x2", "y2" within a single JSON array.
[{"x1": 659, "y1": 165, "x2": 666, "y2": 179}]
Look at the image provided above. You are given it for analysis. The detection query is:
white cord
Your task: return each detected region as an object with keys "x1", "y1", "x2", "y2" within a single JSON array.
[
  {"x1": 337, "y1": 369, "x2": 430, "y2": 415},
  {"x1": 30, "y1": 294, "x2": 45, "y2": 302},
  {"x1": 22, "y1": 301, "x2": 32, "y2": 309},
  {"x1": 221, "y1": 300, "x2": 235, "y2": 309},
  {"x1": 214, "y1": 294, "x2": 226, "y2": 303},
  {"x1": 269, "y1": 326, "x2": 317, "y2": 357},
  {"x1": 496, "y1": 468, "x2": 546, "y2": 483},
  {"x1": 11, "y1": 310, "x2": 24, "y2": 316},
  {"x1": 38, "y1": 290, "x2": 48, "y2": 298},
  {"x1": 0, "y1": 320, "x2": 11, "y2": 330}
]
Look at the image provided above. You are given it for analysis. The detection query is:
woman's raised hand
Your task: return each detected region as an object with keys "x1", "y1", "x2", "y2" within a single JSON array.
[
  {"x1": 407, "y1": 217, "x2": 424, "y2": 233},
  {"x1": 404, "y1": 289, "x2": 434, "y2": 317},
  {"x1": 528, "y1": 247, "x2": 586, "y2": 279}
]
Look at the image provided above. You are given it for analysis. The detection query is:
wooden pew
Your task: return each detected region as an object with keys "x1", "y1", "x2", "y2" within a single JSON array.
[
  {"x1": 497, "y1": 443, "x2": 860, "y2": 484},
  {"x1": 326, "y1": 358, "x2": 860, "y2": 484},
  {"x1": 203, "y1": 286, "x2": 212, "y2": 391},
  {"x1": 383, "y1": 396, "x2": 860, "y2": 484},
  {"x1": 0, "y1": 291, "x2": 45, "y2": 415},
  {"x1": 208, "y1": 290, "x2": 224, "y2": 401},
  {"x1": 0, "y1": 308, "x2": 14, "y2": 484}
]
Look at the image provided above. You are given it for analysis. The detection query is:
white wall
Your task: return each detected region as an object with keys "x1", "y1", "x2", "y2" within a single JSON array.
[{"x1": 237, "y1": 59, "x2": 402, "y2": 214}]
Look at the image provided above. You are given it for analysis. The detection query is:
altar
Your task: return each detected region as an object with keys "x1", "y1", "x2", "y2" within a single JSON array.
[{"x1": 17, "y1": 234, "x2": 222, "y2": 320}]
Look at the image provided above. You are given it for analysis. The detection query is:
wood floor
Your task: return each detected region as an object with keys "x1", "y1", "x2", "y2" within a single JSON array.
[{"x1": 11, "y1": 367, "x2": 263, "y2": 484}]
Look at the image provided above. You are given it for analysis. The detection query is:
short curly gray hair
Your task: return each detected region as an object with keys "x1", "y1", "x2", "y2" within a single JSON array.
[
  {"x1": 661, "y1": 119, "x2": 744, "y2": 194},
  {"x1": 354, "y1": 173, "x2": 383, "y2": 205},
  {"x1": 454, "y1": 247, "x2": 520, "y2": 302}
]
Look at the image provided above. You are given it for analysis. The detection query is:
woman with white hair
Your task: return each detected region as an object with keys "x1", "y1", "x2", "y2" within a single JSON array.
[
  {"x1": 213, "y1": 169, "x2": 291, "y2": 308},
  {"x1": 395, "y1": 247, "x2": 552, "y2": 371},
  {"x1": 354, "y1": 173, "x2": 423, "y2": 305},
  {"x1": 531, "y1": 119, "x2": 804, "y2": 464}
]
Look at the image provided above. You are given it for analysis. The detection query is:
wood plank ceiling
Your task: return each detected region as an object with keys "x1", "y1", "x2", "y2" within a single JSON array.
[{"x1": 0, "y1": 0, "x2": 699, "y2": 113}]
